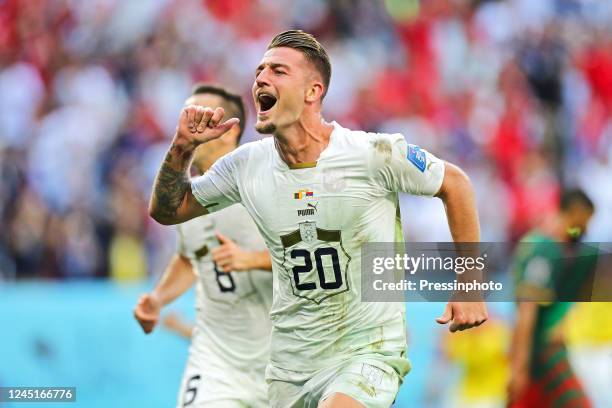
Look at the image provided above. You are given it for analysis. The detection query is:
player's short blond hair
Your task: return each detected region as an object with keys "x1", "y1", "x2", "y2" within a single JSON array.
[{"x1": 267, "y1": 30, "x2": 331, "y2": 99}]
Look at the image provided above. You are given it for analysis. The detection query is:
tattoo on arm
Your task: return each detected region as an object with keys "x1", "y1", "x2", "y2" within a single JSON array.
[{"x1": 150, "y1": 143, "x2": 194, "y2": 222}]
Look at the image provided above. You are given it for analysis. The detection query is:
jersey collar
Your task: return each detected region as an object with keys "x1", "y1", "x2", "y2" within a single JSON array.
[{"x1": 273, "y1": 121, "x2": 341, "y2": 171}]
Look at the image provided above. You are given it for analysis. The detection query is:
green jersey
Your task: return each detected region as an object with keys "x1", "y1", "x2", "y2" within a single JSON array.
[{"x1": 513, "y1": 232, "x2": 598, "y2": 377}]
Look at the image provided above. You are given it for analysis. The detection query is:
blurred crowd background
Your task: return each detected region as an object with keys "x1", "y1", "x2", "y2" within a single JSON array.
[{"x1": 1, "y1": 0, "x2": 611, "y2": 280}]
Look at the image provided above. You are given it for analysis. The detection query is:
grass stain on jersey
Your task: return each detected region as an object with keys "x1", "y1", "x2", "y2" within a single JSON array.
[
  {"x1": 353, "y1": 380, "x2": 377, "y2": 398},
  {"x1": 320, "y1": 295, "x2": 349, "y2": 323},
  {"x1": 325, "y1": 295, "x2": 351, "y2": 353},
  {"x1": 371, "y1": 139, "x2": 392, "y2": 164},
  {"x1": 353, "y1": 232, "x2": 370, "y2": 249},
  {"x1": 370, "y1": 326, "x2": 385, "y2": 351},
  {"x1": 329, "y1": 322, "x2": 350, "y2": 354}
]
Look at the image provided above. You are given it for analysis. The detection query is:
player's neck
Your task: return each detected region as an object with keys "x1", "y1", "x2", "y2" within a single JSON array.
[{"x1": 274, "y1": 116, "x2": 334, "y2": 166}]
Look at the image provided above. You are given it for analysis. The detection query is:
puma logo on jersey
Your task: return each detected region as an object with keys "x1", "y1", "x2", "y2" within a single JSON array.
[{"x1": 297, "y1": 202, "x2": 318, "y2": 216}]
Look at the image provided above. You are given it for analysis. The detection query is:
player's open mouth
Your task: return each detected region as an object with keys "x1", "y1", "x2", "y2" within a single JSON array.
[{"x1": 257, "y1": 93, "x2": 277, "y2": 114}]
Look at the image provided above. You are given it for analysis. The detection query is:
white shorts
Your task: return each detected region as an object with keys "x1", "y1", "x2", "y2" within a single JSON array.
[
  {"x1": 176, "y1": 354, "x2": 268, "y2": 408},
  {"x1": 267, "y1": 357, "x2": 401, "y2": 408}
]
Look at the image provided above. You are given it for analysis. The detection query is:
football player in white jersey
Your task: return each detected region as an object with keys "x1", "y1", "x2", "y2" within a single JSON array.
[
  {"x1": 134, "y1": 84, "x2": 273, "y2": 408},
  {"x1": 148, "y1": 31, "x2": 488, "y2": 408}
]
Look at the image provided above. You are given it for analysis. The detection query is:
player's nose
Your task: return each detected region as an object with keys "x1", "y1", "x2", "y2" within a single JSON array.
[{"x1": 255, "y1": 68, "x2": 271, "y2": 88}]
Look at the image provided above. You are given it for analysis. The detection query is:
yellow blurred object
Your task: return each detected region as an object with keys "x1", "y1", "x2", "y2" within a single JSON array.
[
  {"x1": 444, "y1": 320, "x2": 510, "y2": 402},
  {"x1": 109, "y1": 233, "x2": 147, "y2": 282},
  {"x1": 384, "y1": 0, "x2": 420, "y2": 23},
  {"x1": 566, "y1": 303, "x2": 612, "y2": 346}
]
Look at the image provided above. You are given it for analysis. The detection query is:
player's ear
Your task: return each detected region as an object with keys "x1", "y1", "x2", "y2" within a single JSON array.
[{"x1": 305, "y1": 81, "x2": 324, "y2": 104}]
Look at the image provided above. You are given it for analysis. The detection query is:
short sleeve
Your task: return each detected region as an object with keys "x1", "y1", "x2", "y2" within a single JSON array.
[
  {"x1": 191, "y1": 150, "x2": 241, "y2": 213},
  {"x1": 371, "y1": 134, "x2": 445, "y2": 196}
]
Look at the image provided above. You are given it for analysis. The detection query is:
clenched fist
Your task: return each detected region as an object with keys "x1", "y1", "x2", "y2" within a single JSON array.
[
  {"x1": 133, "y1": 293, "x2": 161, "y2": 334},
  {"x1": 436, "y1": 301, "x2": 488, "y2": 332},
  {"x1": 175, "y1": 105, "x2": 240, "y2": 147}
]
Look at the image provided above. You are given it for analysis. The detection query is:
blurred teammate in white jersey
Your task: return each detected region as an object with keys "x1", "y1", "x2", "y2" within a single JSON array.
[
  {"x1": 134, "y1": 84, "x2": 273, "y2": 408},
  {"x1": 148, "y1": 31, "x2": 488, "y2": 408}
]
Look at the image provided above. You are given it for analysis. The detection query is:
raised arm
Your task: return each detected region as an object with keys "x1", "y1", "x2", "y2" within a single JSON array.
[
  {"x1": 149, "y1": 105, "x2": 239, "y2": 225},
  {"x1": 434, "y1": 162, "x2": 488, "y2": 332}
]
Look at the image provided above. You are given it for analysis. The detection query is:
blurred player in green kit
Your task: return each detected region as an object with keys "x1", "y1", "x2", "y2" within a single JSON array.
[{"x1": 508, "y1": 189, "x2": 598, "y2": 408}]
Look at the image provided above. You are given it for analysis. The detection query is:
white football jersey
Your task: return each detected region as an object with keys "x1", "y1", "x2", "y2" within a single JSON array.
[
  {"x1": 176, "y1": 203, "x2": 273, "y2": 380},
  {"x1": 191, "y1": 122, "x2": 445, "y2": 378}
]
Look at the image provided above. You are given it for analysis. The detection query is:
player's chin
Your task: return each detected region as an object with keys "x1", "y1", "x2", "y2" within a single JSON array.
[{"x1": 255, "y1": 119, "x2": 276, "y2": 134}]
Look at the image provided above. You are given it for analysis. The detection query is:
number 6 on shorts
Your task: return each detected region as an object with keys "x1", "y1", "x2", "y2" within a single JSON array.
[{"x1": 183, "y1": 374, "x2": 201, "y2": 406}]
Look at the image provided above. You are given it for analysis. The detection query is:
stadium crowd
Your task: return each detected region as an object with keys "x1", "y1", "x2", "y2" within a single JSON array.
[{"x1": 1, "y1": 0, "x2": 611, "y2": 280}]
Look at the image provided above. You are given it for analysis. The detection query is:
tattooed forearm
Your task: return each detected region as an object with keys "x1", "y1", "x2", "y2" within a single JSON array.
[{"x1": 149, "y1": 142, "x2": 194, "y2": 224}]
